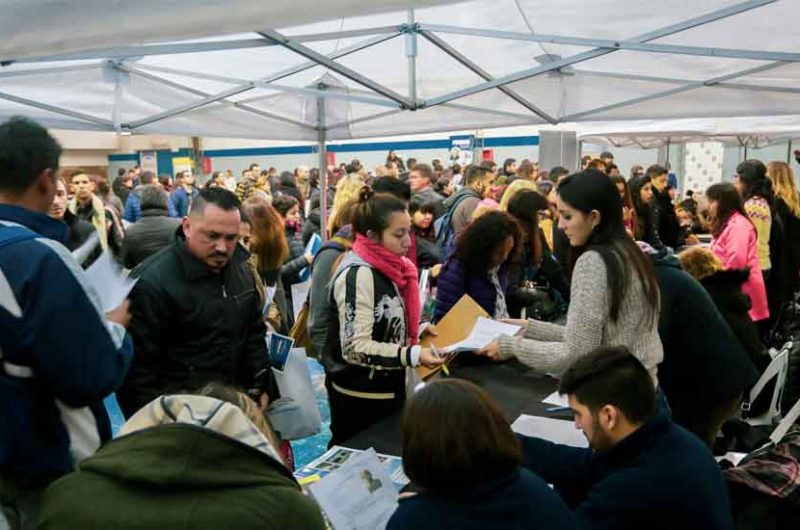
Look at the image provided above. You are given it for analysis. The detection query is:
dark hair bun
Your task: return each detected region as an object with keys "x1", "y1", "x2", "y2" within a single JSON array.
[{"x1": 358, "y1": 185, "x2": 374, "y2": 203}]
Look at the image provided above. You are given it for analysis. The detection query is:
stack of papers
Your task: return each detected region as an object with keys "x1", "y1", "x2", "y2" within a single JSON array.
[
  {"x1": 511, "y1": 415, "x2": 588, "y2": 448},
  {"x1": 299, "y1": 447, "x2": 406, "y2": 530}
]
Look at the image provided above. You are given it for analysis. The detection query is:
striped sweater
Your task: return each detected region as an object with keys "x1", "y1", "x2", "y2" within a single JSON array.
[{"x1": 744, "y1": 196, "x2": 772, "y2": 271}]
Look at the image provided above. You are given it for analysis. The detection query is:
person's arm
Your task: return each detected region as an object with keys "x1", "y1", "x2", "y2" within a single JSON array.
[
  {"x1": 333, "y1": 265, "x2": 420, "y2": 368},
  {"x1": 518, "y1": 435, "x2": 595, "y2": 504},
  {"x1": 28, "y1": 245, "x2": 132, "y2": 406},
  {"x1": 713, "y1": 218, "x2": 753, "y2": 271},
  {"x1": 497, "y1": 252, "x2": 608, "y2": 374},
  {"x1": 452, "y1": 197, "x2": 479, "y2": 234},
  {"x1": 238, "y1": 284, "x2": 279, "y2": 403},
  {"x1": 307, "y1": 248, "x2": 339, "y2": 354}
]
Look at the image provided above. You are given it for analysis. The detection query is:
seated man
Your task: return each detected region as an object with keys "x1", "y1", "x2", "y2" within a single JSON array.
[{"x1": 519, "y1": 346, "x2": 735, "y2": 530}]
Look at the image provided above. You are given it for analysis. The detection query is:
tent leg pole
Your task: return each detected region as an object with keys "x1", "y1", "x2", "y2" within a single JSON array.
[
  {"x1": 787, "y1": 139, "x2": 793, "y2": 163},
  {"x1": 317, "y1": 96, "x2": 328, "y2": 242},
  {"x1": 406, "y1": 9, "x2": 418, "y2": 103}
]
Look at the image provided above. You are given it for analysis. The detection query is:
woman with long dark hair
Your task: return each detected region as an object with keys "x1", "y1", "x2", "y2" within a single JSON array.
[
  {"x1": 609, "y1": 174, "x2": 636, "y2": 237},
  {"x1": 505, "y1": 190, "x2": 569, "y2": 319},
  {"x1": 628, "y1": 175, "x2": 662, "y2": 248},
  {"x1": 326, "y1": 187, "x2": 442, "y2": 445},
  {"x1": 706, "y1": 182, "x2": 769, "y2": 324},
  {"x1": 478, "y1": 170, "x2": 663, "y2": 383},
  {"x1": 434, "y1": 211, "x2": 522, "y2": 321},
  {"x1": 735, "y1": 160, "x2": 773, "y2": 282}
]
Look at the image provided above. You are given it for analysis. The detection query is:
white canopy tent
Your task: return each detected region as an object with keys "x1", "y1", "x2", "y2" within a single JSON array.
[{"x1": 2, "y1": 0, "x2": 800, "y2": 234}]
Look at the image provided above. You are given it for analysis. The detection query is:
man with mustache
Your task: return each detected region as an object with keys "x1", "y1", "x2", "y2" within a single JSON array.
[{"x1": 116, "y1": 187, "x2": 277, "y2": 418}]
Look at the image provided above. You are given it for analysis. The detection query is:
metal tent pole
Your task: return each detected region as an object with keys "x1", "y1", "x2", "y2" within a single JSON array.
[
  {"x1": 407, "y1": 9, "x2": 418, "y2": 103},
  {"x1": 317, "y1": 95, "x2": 328, "y2": 242}
]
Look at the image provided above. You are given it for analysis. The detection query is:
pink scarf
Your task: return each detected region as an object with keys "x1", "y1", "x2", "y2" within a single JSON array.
[{"x1": 352, "y1": 234, "x2": 420, "y2": 345}]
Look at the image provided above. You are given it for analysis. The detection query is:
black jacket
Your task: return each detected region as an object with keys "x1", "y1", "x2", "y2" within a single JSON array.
[
  {"x1": 117, "y1": 228, "x2": 276, "y2": 417},
  {"x1": 651, "y1": 188, "x2": 681, "y2": 249},
  {"x1": 700, "y1": 269, "x2": 770, "y2": 372},
  {"x1": 507, "y1": 229, "x2": 570, "y2": 318},
  {"x1": 302, "y1": 208, "x2": 321, "y2": 246},
  {"x1": 773, "y1": 196, "x2": 800, "y2": 293},
  {"x1": 519, "y1": 413, "x2": 735, "y2": 530},
  {"x1": 120, "y1": 208, "x2": 181, "y2": 269},
  {"x1": 651, "y1": 252, "x2": 759, "y2": 416}
]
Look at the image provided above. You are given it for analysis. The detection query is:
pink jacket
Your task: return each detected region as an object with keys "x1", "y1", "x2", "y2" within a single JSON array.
[{"x1": 711, "y1": 211, "x2": 769, "y2": 321}]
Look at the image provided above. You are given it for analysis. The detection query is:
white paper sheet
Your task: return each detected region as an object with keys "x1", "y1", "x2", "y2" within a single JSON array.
[
  {"x1": 511, "y1": 415, "x2": 589, "y2": 449},
  {"x1": 309, "y1": 448, "x2": 399, "y2": 530},
  {"x1": 290, "y1": 280, "x2": 310, "y2": 321},
  {"x1": 542, "y1": 391, "x2": 569, "y2": 408},
  {"x1": 440, "y1": 317, "x2": 521, "y2": 353},
  {"x1": 84, "y1": 251, "x2": 137, "y2": 312},
  {"x1": 70, "y1": 231, "x2": 100, "y2": 266},
  {"x1": 715, "y1": 452, "x2": 747, "y2": 466}
]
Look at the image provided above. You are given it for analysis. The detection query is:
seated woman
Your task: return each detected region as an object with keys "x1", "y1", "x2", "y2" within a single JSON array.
[
  {"x1": 434, "y1": 211, "x2": 522, "y2": 321},
  {"x1": 38, "y1": 384, "x2": 326, "y2": 530},
  {"x1": 388, "y1": 379, "x2": 576, "y2": 530},
  {"x1": 478, "y1": 170, "x2": 663, "y2": 385},
  {"x1": 505, "y1": 190, "x2": 570, "y2": 320},
  {"x1": 327, "y1": 187, "x2": 442, "y2": 445}
]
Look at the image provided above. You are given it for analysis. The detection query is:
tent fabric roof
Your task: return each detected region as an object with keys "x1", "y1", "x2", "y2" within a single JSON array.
[{"x1": 1, "y1": 0, "x2": 798, "y2": 141}]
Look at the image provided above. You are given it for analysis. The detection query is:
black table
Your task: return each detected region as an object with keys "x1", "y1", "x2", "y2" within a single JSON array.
[{"x1": 344, "y1": 355, "x2": 562, "y2": 455}]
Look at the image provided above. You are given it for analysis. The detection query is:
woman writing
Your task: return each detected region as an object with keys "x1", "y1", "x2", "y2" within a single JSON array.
[
  {"x1": 327, "y1": 187, "x2": 442, "y2": 444},
  {"x1": 478, "y1": 170, "x2": 663, "y2": 384}
]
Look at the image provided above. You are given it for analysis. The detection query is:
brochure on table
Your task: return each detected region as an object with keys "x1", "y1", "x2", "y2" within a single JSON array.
[{"x1": 294, "y1": 445, "x2": 408, "y2": 491}]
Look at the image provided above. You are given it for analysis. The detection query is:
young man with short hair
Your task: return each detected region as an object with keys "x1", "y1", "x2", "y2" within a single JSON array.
[
  {"x1": 518, "y1": 346, "x2": 735, "y2": 530},
  {"x1": 647, "y1": 164, "x2": 681, "y2": 248},
  {"x1": 69, "y1": 171, "x2": 124, "y2": 254},
  {"x1": 169, "y1": 170, "x2": 199, "y2": 218},
  {"x1": 441, "y1": 164, "x2": 495, "y2": 236},
  {"x1": 0, "y1": 117, "x2": 132, "y2": 529}
]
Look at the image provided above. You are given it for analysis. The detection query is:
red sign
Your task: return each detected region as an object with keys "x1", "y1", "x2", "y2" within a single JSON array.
[
  {"x1": 482, "y1": 149, "x2": 495, "y2": 161},
  {"x1": 202, "y1": 157, "x2": 212, "y2": 174},
  {"x1": 326, "y1": 151, "x2": 336, "y2": 167}
]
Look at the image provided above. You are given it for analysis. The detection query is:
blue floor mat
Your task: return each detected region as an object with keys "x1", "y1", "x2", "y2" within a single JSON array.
[{"x1": 104, "y1": 359, "x2": 332, "y2": 468}]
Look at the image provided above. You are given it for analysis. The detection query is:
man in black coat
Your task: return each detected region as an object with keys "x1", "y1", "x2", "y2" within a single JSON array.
[
  {"x1": 647, "y1": 164, "x2": 682, "y2": 249},
  {"x1": 117, "y1": 188, "x2": 277, "y2": 418},
  {"x1": 648, "y1": 248, "x2": 759, "y2": 447}
]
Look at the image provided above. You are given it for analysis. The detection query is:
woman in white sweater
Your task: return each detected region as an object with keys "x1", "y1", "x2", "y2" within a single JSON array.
[{"x1": 479, "y1": 170, "x2": 663, "y2": 383}]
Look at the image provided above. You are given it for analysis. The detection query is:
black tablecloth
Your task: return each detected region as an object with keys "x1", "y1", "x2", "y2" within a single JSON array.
[{"x1": 343, "y1": 354, "x2": 562, "y2": 455}]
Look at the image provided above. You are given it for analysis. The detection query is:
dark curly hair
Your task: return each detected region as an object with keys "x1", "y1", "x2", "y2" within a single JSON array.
[{"x1": 455, "y1": 211, "x2": 521, "y2": 274}]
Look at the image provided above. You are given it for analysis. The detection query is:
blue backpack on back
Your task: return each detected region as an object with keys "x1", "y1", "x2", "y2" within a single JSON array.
[{"x1": 435, "y1": 193, "x2": 472, "y2": 256}]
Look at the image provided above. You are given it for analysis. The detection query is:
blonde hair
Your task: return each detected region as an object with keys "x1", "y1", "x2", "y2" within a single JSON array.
[
  {"x1": 677, "y1": 246, "x2": 724, "y2": 281},
  {"x1": 767, "y1": 160, "x2": 800, "y2": 217},
  {"x1": 499, "y1": 179, "x2": 538, "y2": 211},
  {"x1": 329, "y1": 174, "x2": 364, "y2": 231}
]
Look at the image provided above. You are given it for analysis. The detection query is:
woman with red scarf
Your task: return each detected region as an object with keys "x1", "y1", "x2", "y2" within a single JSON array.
[{"x1": 326, "y1": 187, "x2": 443, "y2": 445}]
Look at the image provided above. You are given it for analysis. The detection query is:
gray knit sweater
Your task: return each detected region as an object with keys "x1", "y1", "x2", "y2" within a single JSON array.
[{"x1": 497, "y1": 250, "x2": 663, "y2": 384}]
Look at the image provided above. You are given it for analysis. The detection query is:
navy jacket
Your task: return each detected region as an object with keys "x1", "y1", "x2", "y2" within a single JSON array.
[
  {"x1": 0, "y1": 205, "x2": 132, "y2": 486},
  {"x1": 434, "y1": 256, "x2": 508, "y2": 322},
  {"x1": 651, "y1": 252, "x2": 758, "y2": 413},
  {"x1": 388, "y1": 469, "x2": 576, "y2": 530},
  {"x1": 124, "y1": 187, "x2": 178, "y2": 222},
  {"x1": 519, "y1": 413, "x2": 735, "y2": 530}
]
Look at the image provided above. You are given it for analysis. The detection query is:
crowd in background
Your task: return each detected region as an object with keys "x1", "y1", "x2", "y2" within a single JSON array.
[{"x1": 2, "y1": 114, "x2": 800, "y2": 530}]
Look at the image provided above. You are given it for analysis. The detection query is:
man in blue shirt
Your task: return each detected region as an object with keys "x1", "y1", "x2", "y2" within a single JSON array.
[
  {"x1": 169, "y1": 169, "x2": 199, "y2": 218},
  {"x1": 123, "y1": 171, "x2": 177, "y2": 222},
  {"x1": 519, "y1": 346, "x2": 735, "y2": 530},
  {"x1": 0, "y1": 117, "x2": 133, "y2": 530}
]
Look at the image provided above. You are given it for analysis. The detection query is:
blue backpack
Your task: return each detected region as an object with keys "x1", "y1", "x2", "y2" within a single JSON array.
[{"x1": 434, "y1": 193, "x2": 472, "y2": 256}]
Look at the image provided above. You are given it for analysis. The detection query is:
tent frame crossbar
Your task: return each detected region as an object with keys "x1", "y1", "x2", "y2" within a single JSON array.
[{"x1": 420, "y1": 0, "x2": 777, "y2": 108}]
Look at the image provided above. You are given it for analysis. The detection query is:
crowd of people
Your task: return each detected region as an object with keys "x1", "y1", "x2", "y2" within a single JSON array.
[{"x1": 2, "y1": 115, "x2": 800, "y2": 529}]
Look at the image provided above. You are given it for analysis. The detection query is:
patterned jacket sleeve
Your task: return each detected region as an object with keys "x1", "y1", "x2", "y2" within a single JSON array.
[{"x1": 332, "y1": 265, "x2": 419, "y2": 369}]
